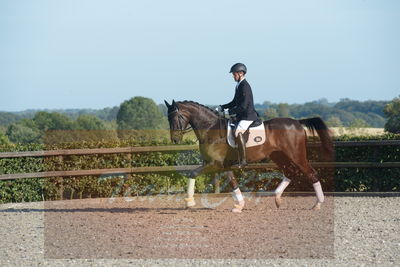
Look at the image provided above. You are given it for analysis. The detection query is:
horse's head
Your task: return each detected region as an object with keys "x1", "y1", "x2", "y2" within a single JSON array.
[{"x1": 164, "y1": 100, "x2": 191, "y2": 144}]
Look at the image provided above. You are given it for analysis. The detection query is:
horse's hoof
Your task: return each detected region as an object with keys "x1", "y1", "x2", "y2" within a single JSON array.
[
  {"x1": 184, "y1": 197, "x2": 196, "y2": 208},
  {"x1": 311, "y1": 202, "x2": 322, "y2": 210},
  {"x1": 275, "y1": 196, "x2": 282, "y2": 209},
  {"x1": 231, "y1": 202, "x2": 244, "y2": 213}
]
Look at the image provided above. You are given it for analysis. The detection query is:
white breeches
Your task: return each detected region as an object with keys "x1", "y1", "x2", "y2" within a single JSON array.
[{"x1": 235, "y1": 120, "x2": 254, "y2": 137}]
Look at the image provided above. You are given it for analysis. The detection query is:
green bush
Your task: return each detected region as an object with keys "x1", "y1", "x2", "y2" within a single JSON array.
[
  {"x1": 332, "y1": 133, "x2": 400, "y2": 192},
  {"x1": 384, "y1": 96, "x2": 400, "y2": 133},
  {"x1": 0, "y1": 137, "x2": 204, "y2": 203}
]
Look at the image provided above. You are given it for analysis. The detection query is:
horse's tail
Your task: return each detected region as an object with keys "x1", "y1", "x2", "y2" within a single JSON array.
[{"x1": 298, "y1": 117, "x2": 334, "y2": 161}]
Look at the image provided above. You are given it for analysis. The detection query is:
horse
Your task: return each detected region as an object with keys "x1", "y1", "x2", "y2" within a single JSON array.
[{"x1": 164, "y1": 100, "x2": 334, "y2": 212}]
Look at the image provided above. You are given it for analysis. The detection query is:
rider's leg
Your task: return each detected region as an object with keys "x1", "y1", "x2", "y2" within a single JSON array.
[
  {"x1": 237, "y1": 132, "x2": 247, "y2": 167},
  {"x1": 235, "y1": 120, "x2": 253, "y2": 168}
]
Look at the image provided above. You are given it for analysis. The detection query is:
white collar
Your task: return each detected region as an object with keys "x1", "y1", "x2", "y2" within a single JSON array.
[{"x1": 236, "y1": 78, "x2": 245, "y2": 88}]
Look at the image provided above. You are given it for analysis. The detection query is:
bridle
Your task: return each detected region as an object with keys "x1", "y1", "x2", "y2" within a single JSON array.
[{"x1": 168, "y1": 108, "x2": 193, "y2": 134}]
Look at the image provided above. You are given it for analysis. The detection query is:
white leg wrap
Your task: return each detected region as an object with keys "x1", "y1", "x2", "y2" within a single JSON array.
[
  {"x1": 274, "y1": 177, "x2": 291, "y2": 197},
  {"x1": 313, "y1": 181, "x2": 325, "y2": 203},
  {"x1": 231, "y1": 188, "x2": 245, "y2": 213},
  {"x1": 185, "y1": 178, "x2": 196, "y2": 207},
  {"x1": 187, "y1": 178, "x2": 195, "y2": 198},
  {"x1": 233, "y1": 188, "x2": 244, "y2": 202}
]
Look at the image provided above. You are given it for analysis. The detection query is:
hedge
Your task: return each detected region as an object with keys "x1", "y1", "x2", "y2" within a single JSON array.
[{"x1": 332, "y1": 133, "x2": 400, "y2": 192}]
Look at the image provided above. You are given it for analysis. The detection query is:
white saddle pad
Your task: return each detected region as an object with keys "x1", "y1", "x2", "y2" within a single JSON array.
[{"x1": 227, "y1": 120, "x2": 266, "y2": 148}]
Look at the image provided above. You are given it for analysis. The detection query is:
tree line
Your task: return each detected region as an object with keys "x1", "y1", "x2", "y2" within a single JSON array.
[
  {"x1": 0, "y1": 96, "x2": 399, "y2": 145},
  {"x1": 255, "y1": 98, "x2": 388, "y2": 128}
]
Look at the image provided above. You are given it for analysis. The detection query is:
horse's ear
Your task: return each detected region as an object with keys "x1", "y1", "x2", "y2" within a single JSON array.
[
  {"x1": 164, "y1": 100, "x2": 171, "y2": 108},
  {"x1": 172, "y1": 100, "x2": 176, "y2": 107}
]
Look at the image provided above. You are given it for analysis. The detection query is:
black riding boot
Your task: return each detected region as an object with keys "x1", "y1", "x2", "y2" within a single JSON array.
[{"x1": 237, "y1": 132, "x2": 247, "y2": 168}]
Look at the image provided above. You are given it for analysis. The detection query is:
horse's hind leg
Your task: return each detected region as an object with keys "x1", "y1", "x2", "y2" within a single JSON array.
[
  {"x1": 225, "y1": 171, "x2": 245, "y2": 213},
  {"x1": 303, "y1": 167, "x2": 324, "y2": 210},
  {"x1": 274, "y1": 177, "x2": 291, "y2": 208},
  {"x1": 270, "y1": 152, "x2": 297, "y2": 208},
  {"x1": 288, "y1": 156, "x2": 325, "y2": 210}
]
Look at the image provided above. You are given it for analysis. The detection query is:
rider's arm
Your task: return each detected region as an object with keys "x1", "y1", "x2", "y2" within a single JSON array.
[
  {"x1": 228, "y1": 85, "x2": 250, "y2": 115},
  {"x1": 221, "y1": 88, "x2": 239, "y2": 110}
]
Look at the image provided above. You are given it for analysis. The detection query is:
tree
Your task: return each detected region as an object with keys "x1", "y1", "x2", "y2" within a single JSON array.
[
  {"x1": 384, "y1": 96, "x2": 400, "y2": 133},
  {"x1": 326, "y1": 116, "x2": 343, "y2": 127},
  {"x1": 96, "y1": 106, "x2": 119, "y2": 121},
  {"x1": 69, "y1": 114, "x2": 119, "y2": 142},
  {"x1": 349, "y1": 118, "x2": 369, "y2": 129},
  {"x1": 0, "y1": 131, "x2": 11, "y2": 146},
  {"x1": 30, "y1": 112, "x2": 76, "y2": 144},
  {"x1": 158, "y1": 104, "x2": 168, "y2": 116},
  {"x1": 33, "y1": 112, "x2": 75, "y2": 131},
  {"x1": 117, "y1": 96, "x2": 168, "y2": 140},
  {"x1": 76, "y1": 115, "x2": 108, "y2": 130},
  {"x1": 117, "y1": 97, "x2": 168, "y2": 140},
  {"x1": 6, "y1": 119, "x2": 41, "y2": 144},
  {"x1": 277, "y1": 103, "x2": 290, "y2": 117},
  {"x1": 0, "y1": 112, "x2": 21, "y2": 127},
  {"x1": 263, "y1": 108, "x2": 279, "y2": 120}
]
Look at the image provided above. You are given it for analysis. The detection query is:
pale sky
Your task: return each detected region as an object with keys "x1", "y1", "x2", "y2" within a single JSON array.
[{"x1": 1, "y1": 0, "x2": 399, "y2": 111}]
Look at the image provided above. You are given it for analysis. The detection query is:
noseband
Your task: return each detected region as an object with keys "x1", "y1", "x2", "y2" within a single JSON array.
[{"x1": 168, "y1": 108, "x2": 193, "y2": 134}]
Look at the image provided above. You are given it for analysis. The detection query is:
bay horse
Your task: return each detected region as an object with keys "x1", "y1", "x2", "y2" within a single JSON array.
[{"x1": 165, "y1": 100, "x2": 334, "y2": 212}]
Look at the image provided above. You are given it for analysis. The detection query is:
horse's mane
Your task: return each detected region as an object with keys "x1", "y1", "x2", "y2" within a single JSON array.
[{"x1": 178, "y1": 100, "x2": 219, "y2": 116}]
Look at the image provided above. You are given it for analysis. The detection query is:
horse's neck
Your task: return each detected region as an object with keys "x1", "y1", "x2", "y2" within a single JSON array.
[{"x1": 184, "y1": 104, "x2": 222, "y2": 141}]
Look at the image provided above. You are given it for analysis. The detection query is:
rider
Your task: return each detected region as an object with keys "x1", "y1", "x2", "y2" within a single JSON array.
[{"x1": 218, "y1": 63, "x2": 260, "y2": 167}]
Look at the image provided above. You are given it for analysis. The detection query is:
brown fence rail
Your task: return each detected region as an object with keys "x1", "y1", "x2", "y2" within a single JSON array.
[
  {"x1": 1, "y1": 140, "x2": 399, "y2": 159},
  {"x1": 0, "y1": 145, "x2": 198, "y2": 158},
  {"x1": 1, "y1": 140, "x2": 400, "y2": 181},
  {"x1": 1, "y1": 162, "x2": 400, "y2": 181}
]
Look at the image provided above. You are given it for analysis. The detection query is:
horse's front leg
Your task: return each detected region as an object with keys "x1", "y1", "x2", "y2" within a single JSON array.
[
  {"x1": 225, "y1": 171, "x2": 245, "y2": 213},
  {"x1": 184, "y1": 163, "x2": 217, "y2": 208}
]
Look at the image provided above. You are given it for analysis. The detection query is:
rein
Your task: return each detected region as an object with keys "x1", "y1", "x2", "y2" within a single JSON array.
[
  {"x1": 168, "y1": 103, "x2": 226, "y2": 139},
  {"x1": 218, "y1": 114, "x2": 224, "y2": 138}
]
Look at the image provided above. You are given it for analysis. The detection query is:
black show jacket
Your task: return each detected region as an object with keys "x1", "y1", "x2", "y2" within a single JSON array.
[{"x1": 221, "y1": 79, "x2": 259, "y2": 121}]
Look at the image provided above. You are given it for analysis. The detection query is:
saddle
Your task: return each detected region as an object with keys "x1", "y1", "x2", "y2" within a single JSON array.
[{"x1": 227, "y1": 118, "x2": 266, "y2": 148}]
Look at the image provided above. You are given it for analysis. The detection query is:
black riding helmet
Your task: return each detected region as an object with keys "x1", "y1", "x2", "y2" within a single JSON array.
[{"x1": 229, "y1": 63, "x2": 247, "y2": 74}]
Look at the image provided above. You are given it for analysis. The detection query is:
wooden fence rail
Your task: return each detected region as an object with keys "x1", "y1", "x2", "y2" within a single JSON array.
[
  {"x1": 1, "y1": 140, "x2": 399, "y2": 181},
  {"x1": 1, "y1": 162, "x2": 400, "y2": 181},
  {"x1": 1, "y1": 140, "x2": 400, "y2": 159},
  {"x1": 0, "y1": 145, "x2": 198, "y2": 158}
]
